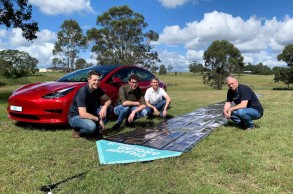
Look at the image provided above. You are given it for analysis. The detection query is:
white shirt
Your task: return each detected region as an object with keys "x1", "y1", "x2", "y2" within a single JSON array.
[{"x1": 144, "y1": 87, "x2": 167, "y2": 105}]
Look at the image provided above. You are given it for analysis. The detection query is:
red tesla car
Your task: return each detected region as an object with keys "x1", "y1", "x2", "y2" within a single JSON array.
[{"x1": 7, "y1": 65, "x2": 166, "y2": 125}]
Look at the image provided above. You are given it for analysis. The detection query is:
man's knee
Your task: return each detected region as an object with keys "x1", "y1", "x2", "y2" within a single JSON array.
[
  {"x1": 141, "y1": 109, "x2": 148, "y2": 117},
  {"x1": 82, "y1": 120, "x2": 97, "y2": 134}
]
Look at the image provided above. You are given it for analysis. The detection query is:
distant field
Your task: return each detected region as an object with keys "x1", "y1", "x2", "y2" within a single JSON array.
[{"x1": 0, "y1": 73, "x2": 292, "y2": 193}]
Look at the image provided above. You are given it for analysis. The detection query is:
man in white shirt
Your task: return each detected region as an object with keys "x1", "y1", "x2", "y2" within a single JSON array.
[{"x1": 144, "y1": 77, "x2": 171, "y2": 117}]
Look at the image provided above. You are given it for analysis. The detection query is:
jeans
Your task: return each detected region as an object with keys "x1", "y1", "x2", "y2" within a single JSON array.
[
  {"x1": 68, "y1": 105, "x2": 112, "y2": 134},
  {"x1": 113, "y1": 105, "x2": 148, "y2": 124},
  {"x1": 230, "y1": 108, "x2": 263, "y2": 128},
  {"x1": 145, "y1": 99, "x2": 169, "y2": 117}
]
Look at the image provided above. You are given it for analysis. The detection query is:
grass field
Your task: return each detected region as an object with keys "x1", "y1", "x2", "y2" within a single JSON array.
[{"x1": 0, "y1": 73, "x2": 292, "y2": 193}]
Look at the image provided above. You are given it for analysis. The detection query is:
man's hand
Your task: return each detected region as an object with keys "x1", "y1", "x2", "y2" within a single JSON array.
[
  {"x1": 128, "y1": 112, "x2": 136, "y2": 123},
  {"x1": 162, "y1": 109, "x2": 167, "y2": 117},
  {"x1": 223, "y1": 109, "x2": 231, "y2": 119},
  {"x1": 153, "y1": 108, "x2": 160, "y2": 116},
  {"x1": 99, "y1": 107, "x2": 107, "y2": 119}
]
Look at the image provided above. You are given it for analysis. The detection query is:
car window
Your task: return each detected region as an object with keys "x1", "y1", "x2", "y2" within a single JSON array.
[
  {"x1": 134, "y1": 68, "x2": 154, "y2": 82},
  {"x1": 60, "y1": 69, "x2": 89, "y2": 82},
  {"x1": 112, "y1": 68, "x2": 133, "y2": 82},
  {"x1": 57, "y1": 65, "x2": 119, "y2": 82}
]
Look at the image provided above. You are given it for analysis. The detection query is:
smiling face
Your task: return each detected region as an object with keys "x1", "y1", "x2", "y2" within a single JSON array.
[
  {"x1": 88, "y1": 74, "x2": 100, "y2": 90},
  {"x1": 151, "y1": 78, "x2": 159, "y2": 91},
  {"x1": 129, "y1": 79, "x2": 138, "y2": 90},
  {"x1": 226, "y1": 77, "x2": 239, "y2": 91}
]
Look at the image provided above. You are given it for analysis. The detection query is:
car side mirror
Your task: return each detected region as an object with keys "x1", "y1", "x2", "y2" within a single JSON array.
[{"x1": 113, "y1": 77, "x2": 122, "y2": 83}]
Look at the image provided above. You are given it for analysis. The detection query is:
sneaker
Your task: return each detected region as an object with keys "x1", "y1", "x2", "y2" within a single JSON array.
[
  {"x1": 244, "y1": 125, "x2": 255, "y2": 130},
  {"x1": 72, "y1": 129, "x2": 81, "y2": 138},
  {"x1": 125, "y1": 120, "x2": 135, "y2": 128},
  {"x1": 111, "y1": 123, "x2": 121, "y2": 131}
]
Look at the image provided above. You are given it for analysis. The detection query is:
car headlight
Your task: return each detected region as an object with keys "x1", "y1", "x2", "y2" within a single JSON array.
[{"x1": 42, "y1": 87, "x2": 75, "y2": 99}]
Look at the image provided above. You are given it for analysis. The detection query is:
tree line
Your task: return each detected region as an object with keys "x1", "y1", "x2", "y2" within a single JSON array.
[
  {"x1": 189, "y1": 41, "x2": 293, "y2": 89},
  {"x1": 1, "y1": 2, "x2": 293, "y2": 88}
]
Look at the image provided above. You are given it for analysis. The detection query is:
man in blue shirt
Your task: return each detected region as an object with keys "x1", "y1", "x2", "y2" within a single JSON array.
[
  {"x1": 68, "y1": 70, "x2": 112, "y2": 138},
  {"x1": 223, "y1": 76, "x2": 264, "y2": 130}
]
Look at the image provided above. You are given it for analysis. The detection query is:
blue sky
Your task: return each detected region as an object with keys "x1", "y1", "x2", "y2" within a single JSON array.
[{"x1": 1, "y1": 0, "x2": 293, "y2": 71}]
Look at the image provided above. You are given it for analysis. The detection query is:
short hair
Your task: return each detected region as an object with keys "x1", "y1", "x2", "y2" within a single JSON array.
[
  {"x1": 151, "y1": 77, "x2": 159, "y2": 82},
  {"x1": 226, "y1": 76, "x2": 237, "y2": 82},
  {"x1": 88, "y1": 70, "x2": 101, "y2": 79},
  {"x1": 128, "y1": 74, "x2": 139, "y2": 82}
]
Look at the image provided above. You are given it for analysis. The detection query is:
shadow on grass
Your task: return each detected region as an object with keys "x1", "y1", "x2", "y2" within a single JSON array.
[
  {"x1": 0, "y1": 91, "x2": 12, "y2": 103},
  {"x1": 272, "y1": 87, "x2": 293, "y2": 90},
  {"x1": 15, "y1": 121, "x2": 70, "y2": 131}
]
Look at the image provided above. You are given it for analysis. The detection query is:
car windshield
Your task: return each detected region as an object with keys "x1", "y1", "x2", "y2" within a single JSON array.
[{"x1": 57, "y1": 65, "x2": 120, "y2": 82}]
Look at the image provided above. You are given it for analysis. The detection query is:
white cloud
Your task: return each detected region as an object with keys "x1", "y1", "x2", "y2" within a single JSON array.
[
  {"x1": 29, "y1": 0, "x2": 93, "y2": 15},
  {"x1": 243, "y1": 51, "x2": 286, "y2": 68},
  {"x1": 0, "y1": 29, "x2": 6, "y2": 37},
  {"x1": 158, "y1": 50, "x2": 190, "y2": 72},
  {"x1": 157, "y1": 11, "x2": 293, "y2": 70},
  {"x1": 158, "y1": 0, "x2": 196, "y2": 8},
  {"x1": 0, "y1": 28, "x2": 56, "y2": 68},
  {"x1": 17, "y1": 43, "x2": 55, "y2": 68}
]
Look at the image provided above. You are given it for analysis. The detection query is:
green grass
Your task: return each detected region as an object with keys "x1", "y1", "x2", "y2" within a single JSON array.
[{"x1": 0, "y1": 73, "x2": 292, "y2": 193}]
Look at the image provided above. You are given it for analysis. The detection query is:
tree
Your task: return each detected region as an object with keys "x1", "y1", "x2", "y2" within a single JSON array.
[
  {"x1": 254, "y1": 63, "x2": 273, "y2": 75},
  {"x1": 0, "y1": 0, "x2": 39, "y2": 40},
  {"x1": 75, "y1": 58, "x2": 88, "y2": 70},
  {"x1": 167, "y1": 65, "x2": 173, "y2": 73},
  {"x1": 159, "y1": 64, "x2": 167, "y2": 75},
  {"x1": 150, "y1": 65, "x2": 158, "y2": 74},
  {"x1": 274, "y1": 44, "x2": 293, "y2": 87},
  {"x1": 0, "y1": 49, "x2": 38, "y2": 78},
  {"x1": 278, "y1": 44, "x2": 293, "y2": 67},
  {"x1": 0, "y1": 59, "x2": 12, "y2": 76},
  {"x1": 52, "y1": 20, "x2": 87, "y2": 72},
  {"x1": 189, "y1": 61, "x2": 203, "y2": 75},
  {"x1": 86, "y1": 5, "x2": 160, "y2": 68},
  {"x1": 203, "y1": 40, "x2": 244, "y2": 89},
  {"x1": 273, "y1": 66, "x2": 293, "y2": 88}
]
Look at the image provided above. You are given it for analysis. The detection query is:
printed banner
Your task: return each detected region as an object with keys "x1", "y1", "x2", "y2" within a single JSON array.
[{"x1": 96, "y1": 140, "x2": 182, "y2": 165}]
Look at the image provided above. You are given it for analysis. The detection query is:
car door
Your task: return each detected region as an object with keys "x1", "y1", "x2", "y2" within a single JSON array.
[
  {"x1": 134, "y1": 67, "x2": 155, "y2": 93},
  {"x1": 102, "y1": 67, "x2": 134, "y2": 104}
]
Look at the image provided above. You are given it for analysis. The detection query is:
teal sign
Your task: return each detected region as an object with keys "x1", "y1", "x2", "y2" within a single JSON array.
[{"x1": 96, "y1": 140, "x2": 182, "y2": 165}]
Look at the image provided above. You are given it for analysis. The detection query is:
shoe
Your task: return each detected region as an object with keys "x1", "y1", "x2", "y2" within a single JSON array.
[
  {"x1": 98, "y1": 125, "x2": 106, "y2": 135},
  {"x1": 111, "y1": 123, "x2": 121, "y2": 131},
  {"x1": 244, "y1": 125, "x2": 255, "y2": 130},
  {"x1": 93, "y1": 133, "x2": 104, "y2": 141},
  {"x1": 125, "y1": 120, "x2": 135, "y2": 128},
  {"x1": 72, "y1": 129, "x2": 81, "y2": 138}
]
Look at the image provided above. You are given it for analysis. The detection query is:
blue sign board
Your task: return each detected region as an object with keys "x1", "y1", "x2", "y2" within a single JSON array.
[{"x1": 96, "y1": 140, "x2": 182, "y2": 165}]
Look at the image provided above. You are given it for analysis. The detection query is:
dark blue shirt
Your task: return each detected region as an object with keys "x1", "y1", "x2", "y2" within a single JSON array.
[
  {"x1": 68, "y1": 84, "x2": 105, "y2": 117},
  {"x1": 227, "y1": 84, "x2": 263, "y2": 114}
]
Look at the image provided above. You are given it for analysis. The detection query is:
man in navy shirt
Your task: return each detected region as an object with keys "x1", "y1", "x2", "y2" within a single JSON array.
[
  {"x1": 223, "y1": 76, "x2": 263, "y2": 130},
  {"x1": 68, "y1": 70, "x2": 112, "y2": 138}
]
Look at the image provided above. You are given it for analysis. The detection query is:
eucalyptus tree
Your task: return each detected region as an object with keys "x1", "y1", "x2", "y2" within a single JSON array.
[
  {"x1": 52, "y1": 20, "x2": 87, "y2": 71},
  {"x1": 203, "y1": 40, "x2": 244, "y2": 89},
  {"x1": 86, "y1": 5, "x2": 160, "y2": 69},
  {"x1": 0, "y1": 0, "x2": 39, "y2": 40}
]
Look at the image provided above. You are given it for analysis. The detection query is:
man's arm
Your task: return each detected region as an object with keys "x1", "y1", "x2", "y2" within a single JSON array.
[
  {"x1": 78, "y1": 107, "x2": 99, "y2": 122},
  {"x1": 99, "y1": 94, "x2": 112, "y2": 119},
  {"x1": 223, "y1": 102, "x2": 232, "y2": 118},
  {"x1": 229, "y1": 100, "x2": 248, "y2": 112},
  {"x1": 162, "y1": 94, "x2": 171, "y2": 117},
  {"x1": 128, "y1": 104, "x2": 147, "y2": 122},
  {"x1": 223, "y1": 100, "x2": 248, "y2": 118},
  {"x1": 128, "y1": 95, "x2": 146, "y2": 122},
  {"x1": 145, "y1": 99, "x2": 160, "y2": 115}
]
